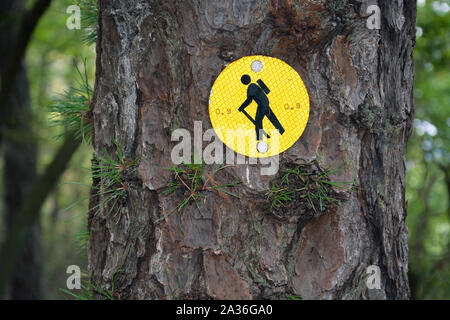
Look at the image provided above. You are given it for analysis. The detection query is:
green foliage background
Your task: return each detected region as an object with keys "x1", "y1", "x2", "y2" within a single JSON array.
[
  {"x1": 0, "y1": 0, "x2": 447, "y2": 299},
  {"x1": 26, "y1": 0, "x2": 95, "y2": 299},
  {"x1": 407, "y1": 0, "x2": 450, "y2": 299}
]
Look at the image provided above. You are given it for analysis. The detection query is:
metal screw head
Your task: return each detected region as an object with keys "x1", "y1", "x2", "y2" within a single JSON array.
[
  {"x1": 257, "y1": 141, "x2": 269, "y2": 153},
  {"x1": 251, "y1": 60, "x2": 263, "y2": 72}
]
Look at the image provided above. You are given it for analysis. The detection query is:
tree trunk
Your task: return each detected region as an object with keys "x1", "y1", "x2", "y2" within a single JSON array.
[
  {"x1": 88, "y1": 0, "x2": 415, "y2": 300},
  {"x1": 0, "y1": 0, "x2": 41, "y2": 299}
]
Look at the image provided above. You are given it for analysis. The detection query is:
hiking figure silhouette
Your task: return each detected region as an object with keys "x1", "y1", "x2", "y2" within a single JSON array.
[{"x1": 238, "y1": 74, "x2": 285, "y2": 141}]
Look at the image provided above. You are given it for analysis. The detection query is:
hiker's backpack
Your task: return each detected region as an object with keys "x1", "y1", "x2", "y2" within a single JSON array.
[{"x1": 257, "y1": 79, "x2": 270, "y2": 94}]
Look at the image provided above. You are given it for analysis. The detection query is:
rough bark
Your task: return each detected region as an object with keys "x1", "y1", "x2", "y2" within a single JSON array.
[
  {"x1": 0, "y1": 0, "x2": 42, "y2": 299},
  {"x1": 89, "y1": 0, "x2": 415, "y2": 299}
]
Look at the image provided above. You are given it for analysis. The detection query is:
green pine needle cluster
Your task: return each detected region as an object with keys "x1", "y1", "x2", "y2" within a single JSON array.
[
  {"x1": 72, "y1": 0, "x2": 98, "y2": 45},
  {"x1": 267, "y1": 186, "x2": 294, "y2": 209},
  {"x1": 90, "y1": 141, "x2": 138, "y2": 219},
  {"x1": 60, "y1": 279, "x2": 115, "y2": 300},
  {"x1": 75, "y1": 230, "x2": 90, "y2": 251},
  {"x1": 49, "y1": 59, "x2": 92, "y2": 143},
  {"x1": 156, "y1": 164, "x2": 241, "y2": 230},
  {"x1": 267, "y1": 164, "x2": 354, "y2": 214}
]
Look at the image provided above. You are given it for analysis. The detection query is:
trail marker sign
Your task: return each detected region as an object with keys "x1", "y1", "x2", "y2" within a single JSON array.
[{"x1": 209, "y1": 55, "x2": 310, "y2": 158}]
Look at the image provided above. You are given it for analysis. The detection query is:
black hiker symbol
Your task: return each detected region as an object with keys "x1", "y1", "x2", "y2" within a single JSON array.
[{"x1": 238, "y1": 75, "x2": 285, "y2": 143}]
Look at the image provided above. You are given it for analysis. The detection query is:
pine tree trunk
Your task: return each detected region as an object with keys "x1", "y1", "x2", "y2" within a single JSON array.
[{"x1": 88, "y1": 0, "x2": 415, "y2": 300}]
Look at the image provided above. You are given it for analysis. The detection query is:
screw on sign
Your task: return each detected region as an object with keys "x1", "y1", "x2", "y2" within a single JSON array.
[{"x1": 209, "y1": 55, "x2": 310, "y2": 158}]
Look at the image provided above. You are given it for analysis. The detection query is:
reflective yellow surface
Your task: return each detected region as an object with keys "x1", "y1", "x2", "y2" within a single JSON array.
[{"x1": 209, "y1": 55, "x2": 310, "y2": 158}]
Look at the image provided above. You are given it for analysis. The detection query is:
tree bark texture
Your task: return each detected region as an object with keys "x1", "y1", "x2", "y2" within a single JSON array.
[
  {"x1": 89, "y1": 0, "x2": 415, "y2": 299},
  {"x1": 0, "y1": 0, "x2": 42, "y2": 299}
]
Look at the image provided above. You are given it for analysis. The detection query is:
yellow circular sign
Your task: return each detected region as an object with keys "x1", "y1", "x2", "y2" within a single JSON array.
[{"x1": 209, "y1": 55, "x2": 309, "y2": 158}]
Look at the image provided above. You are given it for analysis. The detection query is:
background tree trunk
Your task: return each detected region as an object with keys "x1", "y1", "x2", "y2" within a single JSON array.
[
  {"x1": 88, "y1": 0, "x2": 415, "y2": 299},
  {"x1": 0, "y1": 0, "x2": 41, "y2": 299}
]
